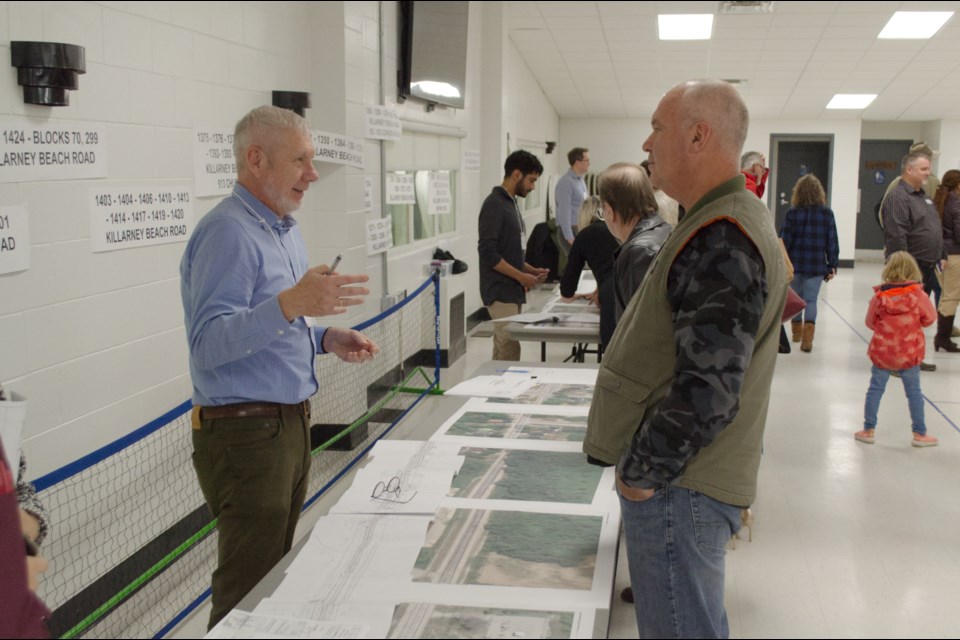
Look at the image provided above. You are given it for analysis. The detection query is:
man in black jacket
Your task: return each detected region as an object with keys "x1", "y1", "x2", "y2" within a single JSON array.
[{"x1": 478, "y1": 150, "x2": 550, "y2": 360}]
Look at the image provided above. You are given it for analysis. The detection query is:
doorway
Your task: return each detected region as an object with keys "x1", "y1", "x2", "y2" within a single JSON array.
[
  {"x1": 768, "y1": 136, "x2": 833, "y2": 231},
  {"x1": 856, "y1": 140, "x2": 911, "y2": 251}
]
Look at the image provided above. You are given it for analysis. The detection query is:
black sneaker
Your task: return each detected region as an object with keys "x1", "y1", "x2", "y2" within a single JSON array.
[{"x1": 920, "y1": 361, "x2": 936, "y2": 372}]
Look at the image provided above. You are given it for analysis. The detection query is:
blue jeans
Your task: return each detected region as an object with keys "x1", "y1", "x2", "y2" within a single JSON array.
[
  {"x1": 790, "y1": 274, "x2": 824, "y2": 323},
  {"x1": 619, "y1": 485, "x2": 742, "y2": 639},
  {"x1": 864, "y1": 365, "x2": 926, "y2": 435}
]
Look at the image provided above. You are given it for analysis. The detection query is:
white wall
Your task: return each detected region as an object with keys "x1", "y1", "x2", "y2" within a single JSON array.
[
  {"x1": 0, "y1": 1, "x2": 337, "y2": 477},
  {"x1": 560, "y1": 118, "x2": 648, "y2": 170},
  {"x1": 0, "y1": 1, "x2": 561, "y2": 479},
  {"x1": 940, "y1": 120, "x2": 960, "y2": 173},
  {"x1": 860, "y1": 121, "x2": 925, "y2": 141}
]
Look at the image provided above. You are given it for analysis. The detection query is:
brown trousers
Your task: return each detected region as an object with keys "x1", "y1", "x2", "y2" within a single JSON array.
[{"x1": 192, "y1": 404, "x2": 312, "y2": 629}]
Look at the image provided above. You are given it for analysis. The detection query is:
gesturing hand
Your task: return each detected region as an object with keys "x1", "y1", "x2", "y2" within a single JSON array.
[
  {"x1": 278, "y1": 265, "x2": 370, "y2": 321},
  {"x1": 322, "y1": 327, "x2": 379, "y2": 363},
  {"x1": 518, "y1": 272, "x2": 539, "y2": 290}
]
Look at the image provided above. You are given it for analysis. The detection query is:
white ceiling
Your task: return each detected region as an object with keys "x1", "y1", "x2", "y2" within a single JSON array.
[{"x1": 506, "y1": 1, "x2": 960, "y2": 121}]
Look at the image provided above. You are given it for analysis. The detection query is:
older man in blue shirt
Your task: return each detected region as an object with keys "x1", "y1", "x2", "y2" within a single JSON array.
[{"x1": 181, "y1": 105, "x2": 378, "y2": 629}]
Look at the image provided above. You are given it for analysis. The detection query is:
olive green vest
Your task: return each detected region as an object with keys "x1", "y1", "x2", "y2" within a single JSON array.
[{"x1": 584, "y1": 176, "x2": 788, "y2": 506}]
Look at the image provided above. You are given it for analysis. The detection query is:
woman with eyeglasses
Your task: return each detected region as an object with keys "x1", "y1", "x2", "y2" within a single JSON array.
[
  {"x1": 560, "y1": 195, "x2": 619, "y2": 347},
  {"x1": 597, "y1": 163, "x2": 672, "y2": 322}
]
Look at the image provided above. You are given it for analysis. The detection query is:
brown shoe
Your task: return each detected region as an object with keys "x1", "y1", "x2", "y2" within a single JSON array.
[
  {"x1": 801, "y1": 322, "x2": 815, "y2": 352},
  {"x1": 791, "y1": 320, "x2": 802, "y2": 343},
  {"x1": 620, "y1": 586, "x2": 634, "y2": 603}
]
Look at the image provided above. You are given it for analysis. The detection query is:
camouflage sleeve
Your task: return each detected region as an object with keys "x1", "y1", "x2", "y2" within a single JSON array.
[{"x1": 616, "y1": 220, "x2": 767, "y2": 489}]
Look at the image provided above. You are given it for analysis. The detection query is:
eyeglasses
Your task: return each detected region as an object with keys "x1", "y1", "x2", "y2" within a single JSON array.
[
  {"x1": 371, "y1": 475, "x2": 417, "y2": 504},
  {"x1": 595, "y1": 207, "x2": 605, "y2": 221}
]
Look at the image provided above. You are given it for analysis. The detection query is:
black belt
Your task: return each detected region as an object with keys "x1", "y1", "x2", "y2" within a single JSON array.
[{"x1": 200, "y1": 400, "x2": 310, "y2": 421}]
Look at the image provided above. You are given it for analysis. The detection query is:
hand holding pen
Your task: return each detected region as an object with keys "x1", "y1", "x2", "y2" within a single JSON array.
[{"x1": 278, "y1": 252, "x2": 369, "y2": 320}]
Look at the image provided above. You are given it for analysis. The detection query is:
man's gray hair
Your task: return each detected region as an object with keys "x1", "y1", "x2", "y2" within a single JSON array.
[
  {"x1": 234, "y1": 106, "x2": 311, "y2": 172},
  {"x1": 901, "y1": 151, "x2": 929, "y2": 173},
  {"x1": 741, "y1": 151, "x2": 762, "y2": 170},
  {"x1": 680, "y1": 80, "x2": 749, "y2": 156}
]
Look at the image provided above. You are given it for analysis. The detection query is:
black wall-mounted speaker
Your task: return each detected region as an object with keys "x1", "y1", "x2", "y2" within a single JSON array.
[{"x1": 11, "y1": 41, "x2": 86, "y2": 106}]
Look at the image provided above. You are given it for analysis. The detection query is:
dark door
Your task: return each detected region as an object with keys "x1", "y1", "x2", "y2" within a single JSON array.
[
  {"x1": 769, "y1": 137, "x2": 832, "y2": 231},
  {"x1": 856, "y1": 140, "x2": 911, "y2": 250}
]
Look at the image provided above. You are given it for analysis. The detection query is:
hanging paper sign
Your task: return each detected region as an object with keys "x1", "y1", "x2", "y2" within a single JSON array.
[
  {"x1": 193, "y1": 128, "x2": 236, "y2": 197},
  {"x1": 364, "y1": 105, "x2": 402, "y2": 140},
  {"x1": 428, "y1": 171, "x2": 451, "y2": 215},
  {"x1": 386, "y1": 173, "x2": 416, "y2": 205},
  {"x1": 0, "y1": 119, "x2": 107, "y2": 182},
  {"x1": 363, "y1": 177, "x2": 373, "y2": 211},
  {"x1": 0, "y1": 205, "x2": 30, "y2": 274},
  {"x1": 89, "y1": 186, "x2": 194, "y2": 252},
  {"x1": 461, "y1": 149, "x2": 481, "y2": 173},
  {"x1": 312, "y1": 130, "x2": 364, "y2": 169},
  {"x1": 366, "y1": 218, "x2": 393, "y2": 255}
]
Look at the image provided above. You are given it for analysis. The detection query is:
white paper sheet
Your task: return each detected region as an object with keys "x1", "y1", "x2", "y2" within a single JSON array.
[
  {"x1": 0, "y1": 392, "x2": 27, "y2": 476},
  {"x1": 444, "y1": 375, "x2": 536, "y2": 399},
  {"x1": 254, "y1": 599, "x2": 395, "y2": 639},
  {"x1": 366, "y1": 440, "x2": 465, "y2": 473},
  {"x1": 495, "y1": 312, "x2": 559, "y2": 323},
  {"x1": 555, "y1": 313, "x2": 601, "y2": 324},
  {"x1": 505, "y1": 367, "x2": 599, "y2": 385},
  {"x1": 543, "y1": 301, "x2": 599, "y2": 315},
  {"x1": 329, "y1": 466, "x2": 455, "y2": 515},
  {"x1": 273, "y1": 515, "x2": 431, "y2": 603},
  {"x1": 205, "y1": 610, "x2": 368, "y2": 639}
]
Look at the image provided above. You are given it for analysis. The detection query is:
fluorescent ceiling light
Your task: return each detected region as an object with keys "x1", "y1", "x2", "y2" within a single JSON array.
[
  {"x1": 878, "y1": 11, "x2": 953, "y2": 39},
  {"x1": 658, "y1": 14, "x2": 713, "y2": 40},
  {"x1": 826, "y1": 94, "x2": 877, "y2": 110}
]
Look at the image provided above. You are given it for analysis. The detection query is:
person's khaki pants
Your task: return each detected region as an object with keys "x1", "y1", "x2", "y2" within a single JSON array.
[
  {"x1": 487, "y1": 301, "x2": 522, "y2": 361},
  {"x1": 939, "y1": 255, "x2": 960, "y2": 316}
]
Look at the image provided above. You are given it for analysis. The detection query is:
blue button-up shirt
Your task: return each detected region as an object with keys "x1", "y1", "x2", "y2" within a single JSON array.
[
  {"x1": 180, "y1": 184, "x2": 327, "y2": 406},
  {"x1": 555, "y1": 169, "x2": 586, "y2": 243}
]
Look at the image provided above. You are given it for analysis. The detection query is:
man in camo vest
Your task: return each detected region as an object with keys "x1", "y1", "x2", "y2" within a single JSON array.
[{"x1": 584, "y1": 80, "x2": 788, "y2": 639}]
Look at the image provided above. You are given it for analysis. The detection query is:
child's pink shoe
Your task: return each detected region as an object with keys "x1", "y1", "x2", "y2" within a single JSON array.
[
  {"x1": 912, "y1": 433, "x2": 938, "y2": 447},
  {"x1": 854, "y1": 429, "x2": 875, "y2": 444}
]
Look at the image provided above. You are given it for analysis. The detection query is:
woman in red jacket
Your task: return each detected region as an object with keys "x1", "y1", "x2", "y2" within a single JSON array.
[{"x1": 856, "y1": 251, "x2": 938, "y2": 447}]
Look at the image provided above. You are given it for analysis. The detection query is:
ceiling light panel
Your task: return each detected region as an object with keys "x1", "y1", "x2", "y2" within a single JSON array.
[
  {"x1": 878, "y1": 11, "x2": 953, "y2": 39},
  {"x1": 826, "y1": 94, "x2": 877, "y2": 109},
  {"x1": 658, "y1": 14, "x2": 714, "y2": 40}
]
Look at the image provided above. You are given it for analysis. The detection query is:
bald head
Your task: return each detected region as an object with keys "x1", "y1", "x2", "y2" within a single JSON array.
[
  {"x1": 676, "y1": 80, "x2": 748, "y2": 158},
  {"x1": 643, "y1": 80, "x2": 750, "y2": 209}
]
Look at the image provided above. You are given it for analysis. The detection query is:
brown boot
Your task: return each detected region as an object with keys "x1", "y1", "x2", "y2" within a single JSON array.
[
  {"x1": 801, "y1": 322, "x2": 815, "y2": 352},
  {"x1": 934, "y1": 314, "x2": 960, "y2": 352},
  {"x1": 791, "y1": 320, "x2": 802, "y2": 342}
]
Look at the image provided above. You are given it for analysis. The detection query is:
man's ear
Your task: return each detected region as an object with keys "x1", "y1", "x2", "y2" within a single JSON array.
[
  {"x1": 246, "y1": 145, "x2": 266, "y2": 177},
  {"x1": 690, "y1": 123, "x2": 710, "y2": 152}
]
